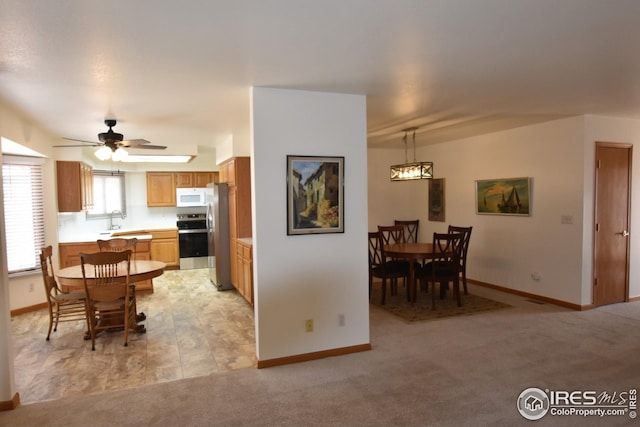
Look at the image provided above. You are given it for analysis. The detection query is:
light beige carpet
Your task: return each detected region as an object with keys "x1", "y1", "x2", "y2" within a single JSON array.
[{"x1": 370, "y1": 282, "x2": 512, "y2": 322}]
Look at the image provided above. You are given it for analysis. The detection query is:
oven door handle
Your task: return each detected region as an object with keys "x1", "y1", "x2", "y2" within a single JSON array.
[{"x1": 178, "y1": 229, "x2": 208, "y2": 234}]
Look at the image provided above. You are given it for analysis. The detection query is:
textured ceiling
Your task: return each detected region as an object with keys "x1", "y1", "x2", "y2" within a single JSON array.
[{"x1": 2, "y1": 0, "x2": 640, "y2": 152}]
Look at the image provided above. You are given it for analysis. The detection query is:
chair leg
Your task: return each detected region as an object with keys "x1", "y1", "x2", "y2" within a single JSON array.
[
  {"x1": 124, "y1": 310, "x2": 129, "y2": 348},
  {"x1": 453, "y1": 279, "x2": 462, "y2": 307},
  {"x1": 86, "y1": 305, "x2": 96, "y2": 351},
  {"x1": 462, "y1": 270, "x2": 469, "y2": 295},
  {"x1": 431, "y1": 282, "x2": 436, "y2": 310},
  {"x1": 46, "y1": 307, "x2": 54, "y2": 341},
  {"x1": 53, "y1": 304, "x2": 60, "y2": 332},
  {"x1": 381, "y1": 278, "x2": 387, "y2": 305}
]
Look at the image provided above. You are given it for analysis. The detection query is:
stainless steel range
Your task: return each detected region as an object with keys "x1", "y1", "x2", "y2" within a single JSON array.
[{"x1": 177, "y1": 213, "x2": 209, "y2": 270}]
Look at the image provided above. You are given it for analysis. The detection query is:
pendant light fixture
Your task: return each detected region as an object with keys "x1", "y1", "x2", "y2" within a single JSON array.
[{"x1": 390, "y1": 127, "x2": 433, "y2": 181}]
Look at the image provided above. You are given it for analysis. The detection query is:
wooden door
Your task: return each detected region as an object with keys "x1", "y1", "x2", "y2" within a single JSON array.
[{"x1": 593, "y1": 142, "x2": 632, "y2": 306}]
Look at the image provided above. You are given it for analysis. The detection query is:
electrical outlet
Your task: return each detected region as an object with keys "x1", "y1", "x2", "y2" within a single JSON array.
[
  {"x1": 338, "y1": 314, "x2": 345, "y2": 327},
  {"x1": 305, "y1": 319, "x2": 314, "y2": 332}
]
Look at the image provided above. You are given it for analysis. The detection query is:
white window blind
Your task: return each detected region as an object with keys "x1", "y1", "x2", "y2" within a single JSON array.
[
  {"x1": 87, "y1": 170, "x2": 126, "y2": 217},
  {"x1": 2, "y1": 158, "x2": 45, "y2": 274}
]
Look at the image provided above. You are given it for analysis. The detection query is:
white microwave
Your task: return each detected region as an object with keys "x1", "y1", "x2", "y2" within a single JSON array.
[{"x1": 176, "y1": 187, "x2": 207, "y2": 207}]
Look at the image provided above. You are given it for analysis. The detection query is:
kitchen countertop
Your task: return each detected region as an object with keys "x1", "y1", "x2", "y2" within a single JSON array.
[{"x1": 58, "y1": 229, "x2": 159, "y2": 244}]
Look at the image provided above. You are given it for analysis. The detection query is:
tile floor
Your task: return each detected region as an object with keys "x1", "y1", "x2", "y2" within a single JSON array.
[{"x1": 11, "y1": 268, "x2": 256, "y2": 404}]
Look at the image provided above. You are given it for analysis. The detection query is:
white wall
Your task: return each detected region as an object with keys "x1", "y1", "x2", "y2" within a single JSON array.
[
  {"x1": 0, "y1": 101, "x2": 60, "y2": 311},
  {"x1": 251, "y1": 87, "x2": 369, "y2": 361},
  {"x1": 370, "y1": 116, "x2": 588, "y2": 305},
  {"x1": 0, "y1": 99, "x2": 61, "y2": 404},
  {"x1": 369, "y1": 115, "x2": 640, "y2": 306}
]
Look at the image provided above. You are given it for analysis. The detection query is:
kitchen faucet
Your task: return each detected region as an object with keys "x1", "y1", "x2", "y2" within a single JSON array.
[{"x1": 109, "y1": 209, "x2": 125, "y2": 230}]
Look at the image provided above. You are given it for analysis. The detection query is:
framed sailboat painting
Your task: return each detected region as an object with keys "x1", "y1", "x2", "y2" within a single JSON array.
[{"x1": 475, "y1": 177, "x2": 531, "y2": 216}]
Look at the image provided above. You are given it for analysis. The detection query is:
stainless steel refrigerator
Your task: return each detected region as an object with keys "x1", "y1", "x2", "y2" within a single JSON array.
[{"x1": 206, "y1": 182, "x2": 232, "y2": 290}]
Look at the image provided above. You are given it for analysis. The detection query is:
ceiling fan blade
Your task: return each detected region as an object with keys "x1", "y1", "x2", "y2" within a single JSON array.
[
  {"x1": 120, "y1": 139, "x2": 151, "y2": 146},
  {"x1": 62, "y1": 137, "x2": 101, "y2": 146},
  {"x1": 127, "y1": 144, "x2": 167, "y2": 150},
  {"x1": 53, "y1": 143, "x2": 100, "y2": 148}
]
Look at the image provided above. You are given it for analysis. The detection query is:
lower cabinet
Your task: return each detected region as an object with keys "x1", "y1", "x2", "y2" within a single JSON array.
[
  {"x1": 111, "y1": 228, "x2": 179, "y2": 269},
  {"x1": 235, "y1": 239, "x2": 253, "y2": 305},
  {"x1": 58, "y1": 239, "x2": 153, "y2": 292},
  {"x1": 149, "y1": 229, "x2": 180, "y2": 269}
]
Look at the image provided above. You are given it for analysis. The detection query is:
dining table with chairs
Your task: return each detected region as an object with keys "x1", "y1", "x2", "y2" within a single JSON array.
[
  {"x1": 371, "y1": 222, "x2": 472, "y2": 309},
  {"x1": 42, "y1": 237, "x2": 167, "y2": 347}
]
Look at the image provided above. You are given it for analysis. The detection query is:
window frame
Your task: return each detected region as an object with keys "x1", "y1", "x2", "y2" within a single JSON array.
[
  {"x1": 2, "y1": 154, "x2": 46, "y2": 276},
  {"x1": 86, "y1": 170, "x2": 127, "y2": 220}
]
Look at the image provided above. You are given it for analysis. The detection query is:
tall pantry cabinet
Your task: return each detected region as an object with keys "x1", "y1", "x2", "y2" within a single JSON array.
[{"x1": 219, "y1": 157, "x2": 253, "y2": 304}]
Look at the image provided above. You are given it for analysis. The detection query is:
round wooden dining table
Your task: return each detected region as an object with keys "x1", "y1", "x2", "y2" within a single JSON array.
[
  {"x1": 56, "y1": 260, "x2": 167, "y2": 290},
  {"x1": 383, "y1": 242, "x2": 434, "y2": 303}
]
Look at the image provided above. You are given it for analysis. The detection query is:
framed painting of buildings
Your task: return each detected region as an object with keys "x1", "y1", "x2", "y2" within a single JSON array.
[
  {"x1": 475, "y1": 177, "x2": 531, "y2": 216},
  {"x1": 286, "y1": 155, "x2": 345, "y2": 235},
  {"x1": 428, "y1": 178, "x2": 445, "y2": 221}
]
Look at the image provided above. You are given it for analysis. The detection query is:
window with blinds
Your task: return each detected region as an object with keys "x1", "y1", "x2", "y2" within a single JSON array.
[
  {"x1": 87, "y1": 170, "x2": 126, "y2": 218},
  {"x1": 2, "y1": 157, "x2": 45, "y2": 274}
]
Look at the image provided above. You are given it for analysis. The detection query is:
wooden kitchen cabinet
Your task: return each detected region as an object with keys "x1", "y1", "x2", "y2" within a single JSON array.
[
  {"x1": 194, "y1": 172, "x2": 218, "y2": 187},
  {"x1": 146, "y1": 172, "x2": 176, "y2": 207},
  {"x1": 112, "y1": 228, "x2": 180, "y2": 269},
  {"x1": 147, "y1": 171, "x2": 219, "y2": 206},
  {"x1": 56, "y1": 161, "x2": 94, "y2": 212},
  {"x1": 58, "y1": 238, "x2": 154, "y2": 291},
  {"x1": 149, "y1": 229, "x2": 180, "y2": 269},
  {"x1": 220, "y1": 157, "x2": 252, "y2": 291},
  {"x1": 174, "y1": 172, "x2": 194, "y2": 188},
  {"x1": 219, "y1": 160, "x2": 236, "y2": 186},
  {"x1": 175, "y1": 172, "x2": 218, "y2": 188},
  {"x1": 236, "y1": 239, "x2": 253, "y2": 305}
]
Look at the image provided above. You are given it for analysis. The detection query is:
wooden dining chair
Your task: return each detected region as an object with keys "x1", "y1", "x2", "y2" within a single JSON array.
[
  {"x1": 97, "y1": 238, "x2": 145, "y2": 323},
  {"x1": 97, "y1": 238, "x2": 138, "y2": 260},
  {"x1": 417, "y1": 232, "x2": 464, "y2": 309},
  {"x1": 377, "y1": 225, "x2": 411, "y2": 289},
  {"x1": 80, "y1": 250, "x2": 138, "y2": 351},
  {"x1": 448, "y1": 225, "x2": 473, "y2": 295},
  {"x1": 377, "y1": 225, "x2": 405, "y2": 248},
  {"x1": 39, "y1": 245, "x2": 89, "y2": 340},
  {"x1": 368, "y1": 231, "x2": 409, "y2": 304},
  {"x1": 394, "y1": 219, "x2": 419, "y2": 243}
]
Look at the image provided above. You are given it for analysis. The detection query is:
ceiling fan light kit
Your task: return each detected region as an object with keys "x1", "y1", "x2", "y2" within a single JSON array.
[
  {"x1": 94, "y1": 146, "x2": 112, "y2": 161},
  {"x1": 390, "y1": 127, "x2": 433, "y2": 181},
  {"x1": 56, "y1": 119, "x2": 167, "y2": 162},
  {"x1": 95, "y1": 145, "x2": 128, "y2": 161}
]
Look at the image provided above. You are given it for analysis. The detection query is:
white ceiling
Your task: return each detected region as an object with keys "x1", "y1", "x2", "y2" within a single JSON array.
[{"x1": 2, "y1": 0, "x2": 640, "y2": 153}]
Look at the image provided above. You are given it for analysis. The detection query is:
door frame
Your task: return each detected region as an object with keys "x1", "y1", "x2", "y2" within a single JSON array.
[{"x1": 592, "y1": 141, "x2": 633, "y2": 305}]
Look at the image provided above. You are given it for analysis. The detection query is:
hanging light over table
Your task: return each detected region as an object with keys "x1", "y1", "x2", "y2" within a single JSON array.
[{"x1": 390, "y1": 127, "x2": 433, "y2": 181}]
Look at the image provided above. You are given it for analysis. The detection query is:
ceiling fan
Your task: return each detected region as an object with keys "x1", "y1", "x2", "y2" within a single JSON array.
[{"x1": 56, "y1": 119, "x2": 167, "y2": 160}]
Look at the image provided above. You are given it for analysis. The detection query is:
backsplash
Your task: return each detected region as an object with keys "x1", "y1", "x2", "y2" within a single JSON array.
[{"x1": 57, "y1": 206, "x2": 181, "y2": 242}]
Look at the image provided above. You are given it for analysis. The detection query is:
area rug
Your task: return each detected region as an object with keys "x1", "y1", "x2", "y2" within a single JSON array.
[{"x1": 370, "y1": 285, "x2": 512, "y2": 322}]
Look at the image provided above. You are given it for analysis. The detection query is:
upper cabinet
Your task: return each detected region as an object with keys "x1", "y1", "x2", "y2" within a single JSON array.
[
  {"x1": 146, "y1": 171, "x2": 219, "y2": 207},
  {"x1": 56, "y1": 161, "x2": 94, "y2": 212},
  {"x1": 146, "y1": 172, "x2": 176, "y2": 207},
  {"x1": 174, "y1": 172, "x2": 218, "y2": 188}
]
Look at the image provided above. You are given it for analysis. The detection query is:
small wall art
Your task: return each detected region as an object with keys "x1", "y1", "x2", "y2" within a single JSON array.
[
  {"x1": 475, "y1": 177, "x2": 531, "y2": 216},
  {"x1": 428, "y1": 178, "x2": 445, "y2": 222},
  {"x1": 286, "y1": 155, "x2": 345, "y2": 235}
]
